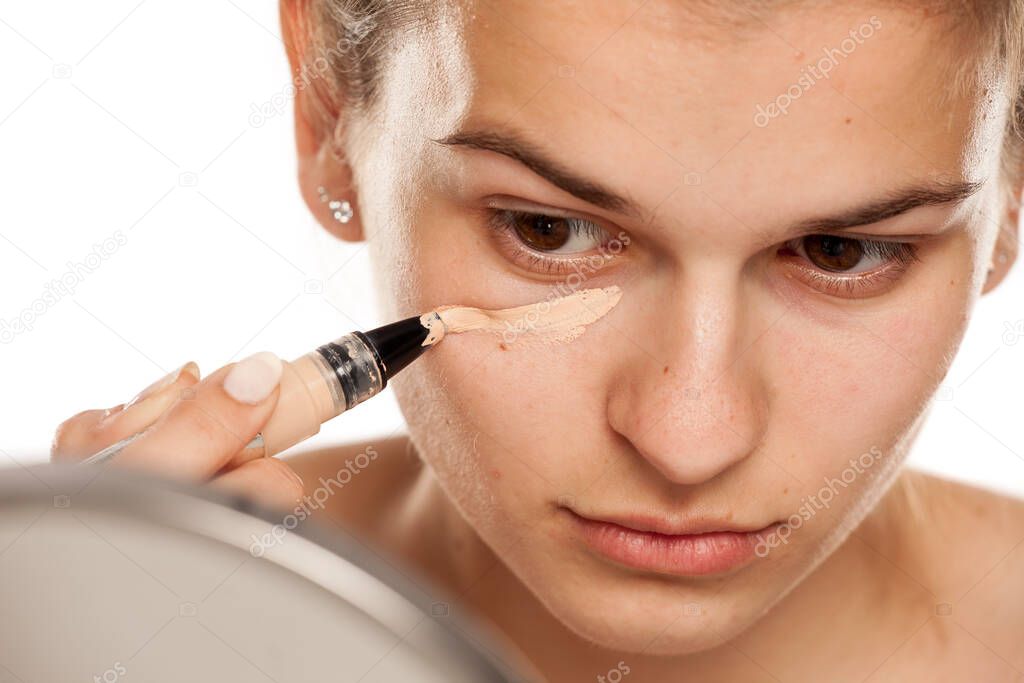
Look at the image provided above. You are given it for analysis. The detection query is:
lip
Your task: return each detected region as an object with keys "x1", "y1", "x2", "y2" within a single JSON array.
[{"x1": 564, "y1": 509, "x2": 780, "y2": 577}]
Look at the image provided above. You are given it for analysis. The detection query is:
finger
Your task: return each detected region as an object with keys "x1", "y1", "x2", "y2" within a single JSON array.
[
  {"x1": 52, "y1": 363, "x2": 201, "y2": 462},
  {"x1": 209, "y1": 457, "x2": 304, "y2": 512},
  {"x1": 51, "y1": 409, "x2": 110, "y2": 462},
  {"x1": 114, "y1": 352, "x2": 283, "y2": 480}
]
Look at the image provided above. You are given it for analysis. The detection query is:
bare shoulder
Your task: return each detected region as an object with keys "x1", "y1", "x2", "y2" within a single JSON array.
[
  {"x1": 280, "y1": 434, "x2": 424, "y2": 535},
  {"x1": 908, "y1": 469, "x2": 1024, "y2": 604},
  {"x1": 870, "y1": 469, "x2": 1024, "y2": 677},
  {"x1": 899, "y1": 468, "x2": 1024, "y2": 531}
]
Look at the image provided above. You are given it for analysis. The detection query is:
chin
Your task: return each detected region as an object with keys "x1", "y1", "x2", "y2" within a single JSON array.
[
  {"x1": 529, "y1": 570, "x2": 775, "y2": 656},
  {"x1": 553, "y1": 596, "x2": 759, "y2": 656}
]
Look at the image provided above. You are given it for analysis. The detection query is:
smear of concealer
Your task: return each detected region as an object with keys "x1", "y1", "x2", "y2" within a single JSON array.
[{"x1": 419, "y1": 286, "x2": 622, "y2": 347}]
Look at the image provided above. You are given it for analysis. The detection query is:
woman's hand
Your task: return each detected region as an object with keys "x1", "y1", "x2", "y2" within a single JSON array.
[{"x1": 51, "y1": 353, "x2": 305, "y2": 510}]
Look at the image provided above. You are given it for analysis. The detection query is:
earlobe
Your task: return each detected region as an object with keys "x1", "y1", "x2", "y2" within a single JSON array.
[{"x1": 297, "y1": 151, "x2": 364, "y2": 242}]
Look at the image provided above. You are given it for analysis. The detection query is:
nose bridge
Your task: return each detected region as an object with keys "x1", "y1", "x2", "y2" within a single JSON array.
[{"x1": 608, "y1": 268, "x2": 770, "y2": 486}]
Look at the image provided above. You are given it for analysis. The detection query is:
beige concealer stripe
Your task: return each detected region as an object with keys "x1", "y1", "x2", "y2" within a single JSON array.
[{"x1": 420, "y1": 286, "x2": 622, "y2": 346}]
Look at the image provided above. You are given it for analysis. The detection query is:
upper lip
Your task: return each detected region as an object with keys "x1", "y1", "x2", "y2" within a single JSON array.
[{"x1": 565, "y1": 508, "x2": 776, "y2": 537}]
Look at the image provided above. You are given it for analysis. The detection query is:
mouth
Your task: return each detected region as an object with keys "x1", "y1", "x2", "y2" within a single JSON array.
[{"x1": 561, "y1": 507, "x2": 781, "y2": 577}]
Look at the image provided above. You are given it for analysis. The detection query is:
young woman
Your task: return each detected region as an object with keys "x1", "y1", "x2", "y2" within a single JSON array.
[{"x1": 54, "y1": 1, "x2": 1024, "y2": 680}]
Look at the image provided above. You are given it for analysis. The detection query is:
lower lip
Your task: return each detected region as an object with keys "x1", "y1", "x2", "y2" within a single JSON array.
[{"x1": 568, "y1": 513, "x2": 774, "y2": 577}]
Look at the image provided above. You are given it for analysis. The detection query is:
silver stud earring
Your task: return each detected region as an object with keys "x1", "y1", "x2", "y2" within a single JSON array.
[{"x1": 317, "y1": 186, "x2": 354, "y2": 224}]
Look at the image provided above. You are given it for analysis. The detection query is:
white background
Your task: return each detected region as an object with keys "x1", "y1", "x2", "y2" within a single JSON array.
[{"x1": 1, "y1": 1, "x2": 1022, "y2": 497}]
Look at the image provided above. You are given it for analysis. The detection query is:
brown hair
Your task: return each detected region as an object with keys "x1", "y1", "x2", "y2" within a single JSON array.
[{"x1": 286, "y1": 1, "x2": 432, "y2": 139}]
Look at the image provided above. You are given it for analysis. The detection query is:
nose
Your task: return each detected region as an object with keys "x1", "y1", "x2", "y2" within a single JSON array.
[{"x1": 607, "y1": 275, "x2": 772, "y2": 486}]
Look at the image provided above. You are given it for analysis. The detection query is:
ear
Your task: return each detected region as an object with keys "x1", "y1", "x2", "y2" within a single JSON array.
[
  {"x1": 280, "y1": 0, "x2": 364, "y2": 242},
  {"x1": 981, "y1": 181, "x2": 1020, "y2": 294}
]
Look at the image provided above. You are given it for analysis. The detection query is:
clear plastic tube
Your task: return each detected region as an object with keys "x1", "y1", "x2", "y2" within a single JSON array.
[{"x1": 248, "y1": 333, "x2": 384, "y2": 458}]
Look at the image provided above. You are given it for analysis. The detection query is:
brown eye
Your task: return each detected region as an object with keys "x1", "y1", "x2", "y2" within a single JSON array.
[
  {"x1": 803, "y1": 235, "x2": 863, "y2": 272},
  {"x1": 512, "y1": 213, "x2": 572, "y2": 251},
  {"x1": 489, "y1": 208, "x2": 614, "y2": 258}
]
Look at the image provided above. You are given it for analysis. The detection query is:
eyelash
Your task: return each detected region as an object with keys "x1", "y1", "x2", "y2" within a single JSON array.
[{"x1": 485, "y1": 207, "x2": 922, "y2": 297}]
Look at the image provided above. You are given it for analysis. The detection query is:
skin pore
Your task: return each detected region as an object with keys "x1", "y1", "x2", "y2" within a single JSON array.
[{"x1": 284, "y1": 1, "x2": 1024, "y2": 680}]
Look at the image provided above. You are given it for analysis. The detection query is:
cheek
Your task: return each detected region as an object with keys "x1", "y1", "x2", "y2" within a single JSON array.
[
  {"x1": 764, "y1": 242, "x2": 975, "y2": 518},
  {"x1": 403, "y1": 333, "x2": 611, "y2": 483},
  {"x1": 769, "y1": 315, "x2": 936, "y2": 444}
]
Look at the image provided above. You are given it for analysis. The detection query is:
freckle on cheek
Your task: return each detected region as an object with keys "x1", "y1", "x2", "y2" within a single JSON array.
[{"x1": 499, "y1": 342, "x2": 507, "y2": 351}]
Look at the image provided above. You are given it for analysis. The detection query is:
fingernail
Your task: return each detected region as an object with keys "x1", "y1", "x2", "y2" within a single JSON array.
[
  {"x1": 102, "y1": 404, "x2": 126, "y2": 421},
  {"x1": 126, "y1": 361, "x2": 200, "y2": 409},
  {"x1": 223, "y1": 352, "x2": 282, "y2": 404}
]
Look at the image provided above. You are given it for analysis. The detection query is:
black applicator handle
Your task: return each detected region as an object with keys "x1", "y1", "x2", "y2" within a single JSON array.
[{"x1": 354, "y1": 315, "x2": 434, "y2": 385}]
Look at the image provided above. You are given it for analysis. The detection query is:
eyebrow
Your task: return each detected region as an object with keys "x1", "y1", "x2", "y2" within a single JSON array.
[
  {"x1": 431, "y1": 127, "x2": 984, "y2": 232},
  {"x1": 431, "y1": 128, "x2": 642, "y2": 218},
  {"x1": 795, "y1": 180, "x2": 985, "y2": 234}
]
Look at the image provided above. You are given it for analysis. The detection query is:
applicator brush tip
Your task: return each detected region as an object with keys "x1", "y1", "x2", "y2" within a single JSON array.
[{"x1": 420, "y1": 311, "x2": 446, "y2": 346}]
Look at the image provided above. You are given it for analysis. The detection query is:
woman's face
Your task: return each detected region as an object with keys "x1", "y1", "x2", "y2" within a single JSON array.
[{"x1": 342, "y1": 0, "x2": 1015, "y2": 654}]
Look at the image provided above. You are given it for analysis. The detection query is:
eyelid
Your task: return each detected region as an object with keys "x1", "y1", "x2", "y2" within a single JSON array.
[
  {"x1": 483, "y1": 195, "x2": 607, "y2": 225},
  {"x1": 807, "y1": 231, "x2": 939, "y2": 244},
  {"x1": 485, "y1": 198, "x2": 942, "y2": 248}
]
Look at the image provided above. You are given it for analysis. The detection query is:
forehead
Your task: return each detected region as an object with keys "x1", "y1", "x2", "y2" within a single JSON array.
[{"x1": 418, "y1": 0, "x2": 1005, "y2": 227}]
